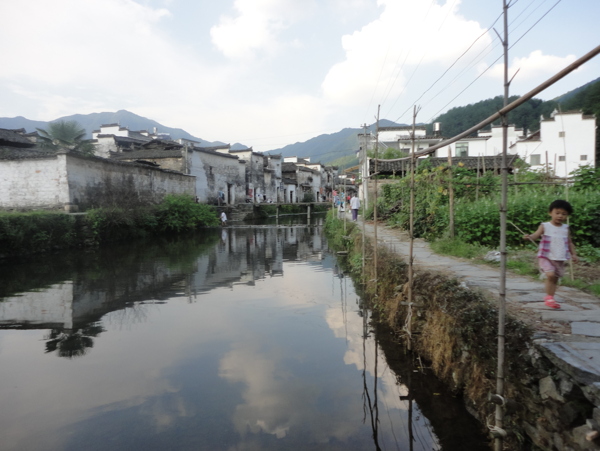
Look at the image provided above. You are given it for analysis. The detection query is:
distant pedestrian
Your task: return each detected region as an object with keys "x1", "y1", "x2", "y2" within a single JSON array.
[
  {"x1": 350, "y1": 193, "x2": 360, "y2": 221},
  {"x1": 523, "y1": 199, "x2": 578, "y2": 309},
  {"x1": 220, "y1": 211, "x2": 228, "y2": 227}
]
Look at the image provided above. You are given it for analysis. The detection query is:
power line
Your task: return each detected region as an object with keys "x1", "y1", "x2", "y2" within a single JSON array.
[
  {"x1": 389, "y1": 0, "x2": 560, "y2": 125},
  {"x1": 424, "y1": 0, "x2": 562, "y2": 122},
  {"x1": 389, "y1": 11, "x2": 503, "y2": 122}
]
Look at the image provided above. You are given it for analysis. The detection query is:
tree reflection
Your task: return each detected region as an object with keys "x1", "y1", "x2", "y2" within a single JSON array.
[{"x1": 44, "y1": 324, "x2": 104, "y2": 359}]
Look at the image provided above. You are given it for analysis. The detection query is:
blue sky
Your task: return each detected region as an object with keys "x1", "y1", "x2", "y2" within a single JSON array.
[{"x1": 1, "y1": 0, "x2": 598, "y2": 151}]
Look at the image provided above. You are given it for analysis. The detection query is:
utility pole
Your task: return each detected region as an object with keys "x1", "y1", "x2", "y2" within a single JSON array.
[
  {"x1": 494, "y1": 0, "x2": 510, "y2": 448},
  {"x1": 362, "y1": 123, "x2": 368, "y2": 275},
  {"x1": 407, "y1": 105, "x2": 419, "y2": 351},
  {"x1": 374, "y1": 106, "x2": 380, "y2": 285}
]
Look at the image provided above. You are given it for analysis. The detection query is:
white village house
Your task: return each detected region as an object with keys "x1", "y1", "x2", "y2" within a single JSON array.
[
  {"x1": 0, "y1": 121, "x2": 337, "y2": 211},
  {"x1": 366, "y1": 110, "x2": 596, "y2": 178}
]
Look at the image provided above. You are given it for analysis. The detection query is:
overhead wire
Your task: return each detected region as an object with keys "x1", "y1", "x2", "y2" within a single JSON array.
[
  {"x1": 423, "y1": 0, "x2": 562, "y2": 122},
  {"x1": 375, "y1": 0, "x2": 441, "y2": 114},
  {"x1": 388, "y1": 10, "x2": 503, "y2": 123},
  {"x1": 388, "y1": 0, "x2": 559, "y2": 125}
]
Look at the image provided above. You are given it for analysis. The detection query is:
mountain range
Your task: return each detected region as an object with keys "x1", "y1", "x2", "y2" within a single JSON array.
[
  {"x1": 0, "y1": 110, "x2": 246, "y2": 150},
  {"x1": 1, "y1": 76, "x2": 598, "y2": 168}
]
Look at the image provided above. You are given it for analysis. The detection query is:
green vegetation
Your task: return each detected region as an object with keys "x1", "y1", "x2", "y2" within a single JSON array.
[
  {"x1": 0, "y1": 195, "x2": 219, "y2": 257},
  {"x1": 88, "y1": 195, "x2": 218, "y2": 244},
  {"x1": 37, "y1": 120, "x2": 96, "y2": 156},
  {"x1": 372, "y1": 158, "x2": 600, "y2": 297},
  {"x1": 0, "y1": 211, "x2": 77, "y2": 256}
]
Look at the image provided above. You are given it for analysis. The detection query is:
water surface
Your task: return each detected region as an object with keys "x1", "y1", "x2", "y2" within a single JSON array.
[{"x1": 0, "y1": 221, "x2": 488, "y2": 451}]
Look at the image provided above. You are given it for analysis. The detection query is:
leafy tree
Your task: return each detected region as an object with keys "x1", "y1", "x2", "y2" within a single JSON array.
[
  {"x1": 36, "y1": 120, "x2": 95, "y2": 155},
  {"x1": 368, "y1": 147, "x2": 408, "y2": 159}
]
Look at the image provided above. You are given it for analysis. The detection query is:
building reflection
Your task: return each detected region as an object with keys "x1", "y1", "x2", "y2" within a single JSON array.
[{"x1": 0, "y1": 226, "x2": 326, "y2": 358}]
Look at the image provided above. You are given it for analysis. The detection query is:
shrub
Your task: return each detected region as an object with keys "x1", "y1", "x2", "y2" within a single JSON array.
[
  {"x1": 156, "y1": 195, "x2": 219, "y2": 232},
  {"x1": 0, "y1": 211, "x2": 77, "y2": 256},
  {"x1": 452, "y1": 190, "x2": 600, "y2": 248}
]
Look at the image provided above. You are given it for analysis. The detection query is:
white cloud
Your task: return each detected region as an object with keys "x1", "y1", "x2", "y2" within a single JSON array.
[
  {"x1": 321, "y1": 0, "x2": 492, "y2": 112},
  {"x1": 484, "y1": 50, "x2": 578, "y2": 82},
  {"x1": 210, "y1": 0, "x2": 315, "y2": 60}
]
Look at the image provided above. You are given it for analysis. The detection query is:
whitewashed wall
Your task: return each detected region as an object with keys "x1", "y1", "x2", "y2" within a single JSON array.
[
  {"x1": 513, "y1": 112, "x2": 596, "y2": 177},
  {"x1": 0, "y1": 154, "x2": 68, "y2": 209},
  {"x1": 0, "y1": 153, "x2": 195, "y2": 210},
  {"x1": 66, "y1": 154, "x2": 195, "y2": 206},
  {"x1": 190, "y1": 150, "x2": 245, "y2": 204}
]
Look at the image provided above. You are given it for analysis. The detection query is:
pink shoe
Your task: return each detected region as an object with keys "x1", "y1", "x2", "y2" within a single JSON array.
[{"x1": 544, "y1": 296, "x2": 560, "y2": 309}]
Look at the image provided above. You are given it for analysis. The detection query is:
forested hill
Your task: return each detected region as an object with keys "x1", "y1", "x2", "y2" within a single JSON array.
[{"x1": 432, "y1": 78, "x2": 600, "y2": 138}]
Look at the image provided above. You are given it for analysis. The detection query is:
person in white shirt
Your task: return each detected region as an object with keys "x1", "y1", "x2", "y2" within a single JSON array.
[
  {"x1": 523, "y1": 199, "x2": 578, "y2": 309},
  {"x1": 350, "y1": 194, "x2": 360, "y2": 221},
  {"x1": 220, "y1": 211, "x2": 227, "y2": 227}
]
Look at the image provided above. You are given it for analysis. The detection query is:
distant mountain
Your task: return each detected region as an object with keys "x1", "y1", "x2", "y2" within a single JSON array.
[
  {"x1": 268, "y1": 119, "x2": 403, "y2": 165},
  {"x1": 2, "y1": 77, "x2": 597, "y2": 165},
  {"x1": 554, "y1": 76, "x2": 600, "y2": 103},
  {"x1": 0, "y1": 110, "x2": 228, "y2": 148}
]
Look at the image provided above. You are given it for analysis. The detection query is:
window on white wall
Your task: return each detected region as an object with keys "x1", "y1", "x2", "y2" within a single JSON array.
[
  {"x1": 558, "y1": 131, "x2": 565, "y2": 138},
  {"x1": 455, "y1": 142, "x2": 468, "y2": 157},
  {"x1": 530, "y1": 154, "x2": 541, "y2": 165},
  {"x1": 558, "y1": 156, "x2": 565, "y2": 162},
  {"x1": 581, "y1": 155, "x2": 588, "y2": 161}
]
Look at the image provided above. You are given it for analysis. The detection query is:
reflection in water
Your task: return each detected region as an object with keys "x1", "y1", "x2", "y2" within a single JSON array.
[
  {"x1": 0, "y1": 220, "x2": 488, "y2": 451},
  {"x1": 44, "y1": 324, "x2": 104, "y2": 358}
]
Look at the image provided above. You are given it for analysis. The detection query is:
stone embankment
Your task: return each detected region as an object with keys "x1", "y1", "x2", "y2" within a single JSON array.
[{"x1": 356, "y1": 216, "x2": 600, "y2": 450}]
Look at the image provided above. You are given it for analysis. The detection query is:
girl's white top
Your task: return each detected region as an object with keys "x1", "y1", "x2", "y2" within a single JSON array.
[{"x1": 542, "y1": 222, "x2": 569, "y2": 261}]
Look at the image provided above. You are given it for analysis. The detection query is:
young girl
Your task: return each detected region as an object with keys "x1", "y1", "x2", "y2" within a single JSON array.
[{"x1": 523, "y1": 200, "x2": 578, "y2": 309}]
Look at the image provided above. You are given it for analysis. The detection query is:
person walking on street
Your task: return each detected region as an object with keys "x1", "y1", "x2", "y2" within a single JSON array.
[
  {"x1": 350, "y1": 193, "x2": 360, "y2": 221},
  {"x1": 523, "y1": 199, "x2": 578, "y2": 309}
]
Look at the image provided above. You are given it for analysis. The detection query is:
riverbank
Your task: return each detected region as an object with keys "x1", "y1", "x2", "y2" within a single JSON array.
[
  {"x1": 0, "y1": 195, "x2": 219, "y2": 258},
  {"x1": 328, "y1": 211, "x2": 600, "y2": 450}
]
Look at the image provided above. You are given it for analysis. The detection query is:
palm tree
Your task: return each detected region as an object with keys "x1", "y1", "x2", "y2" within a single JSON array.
[{"x1": 36, "y1": 120, "x2": 95, "y2": 156}]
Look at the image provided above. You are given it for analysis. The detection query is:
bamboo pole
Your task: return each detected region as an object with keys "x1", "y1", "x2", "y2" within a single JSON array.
[
  {"x1": 495, "y1": 1, "x2": 509, "y2": 448},
  {"x1": 476, "y1": 155, "x2": 480, "y2": 201},
  {"x1": 448, "y1": 148, "x2": 455, "y2": 238},
  {"x1": 374, "y1": 106, "x2": 380, "y2": 286},
  {"x1": 407, "y1": 105, "x2": 419, "y2": 351},
  {"x1": 362, "y1": 124, "x2": 367, "y2": 276}
]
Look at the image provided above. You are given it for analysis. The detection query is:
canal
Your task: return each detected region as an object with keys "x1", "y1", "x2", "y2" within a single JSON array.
[{"x1": 0, "y1": 217, "x2": 489, "y2": 451}]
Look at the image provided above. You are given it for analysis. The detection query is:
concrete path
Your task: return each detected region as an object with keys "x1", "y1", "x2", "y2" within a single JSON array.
[{"x1": 351, "y1": 215, "x2": 600, "y2": 405}]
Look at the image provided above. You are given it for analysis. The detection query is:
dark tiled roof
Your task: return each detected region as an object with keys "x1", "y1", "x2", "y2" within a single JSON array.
[
  {"x1": 141, "y1": 139, "x2": 183, "y2": 150},
  {"x1": 0, "y1": 128, "x2": 36, "y2": 148},
  {"x1": 111, "y1": 148, "x2": 183, "y2": 160},
  {"x1": 196, "y1": 145, "x2": 230, "y2": 152},
  {"x1": 282, "y1": 177, "x2": 296, "y2": 185},
  {"x1": 194, "y1": 147, "x2": 238, "y2": 159},
  {"x1": 372, "y1": 154, "x2": 521, "y2": 174},
  {"x1": 0, "y1": 146, "x2": 57, "y2": 160},
  {"x1": 379, "y1": 125, "x2": 426, "y2": 132},
  {"x1": 282, "y1": 162, "x2": 297, "y2": 172}
]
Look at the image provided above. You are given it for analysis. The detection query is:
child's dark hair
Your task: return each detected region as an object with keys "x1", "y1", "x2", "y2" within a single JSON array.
[{"x1": 549, "y1": 199, "x2": 573, "y2": 214}]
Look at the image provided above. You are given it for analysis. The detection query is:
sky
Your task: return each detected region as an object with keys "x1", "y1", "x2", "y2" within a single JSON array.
[{"x1": 1, "y1": 0, "x2": 599, "y2": 152}]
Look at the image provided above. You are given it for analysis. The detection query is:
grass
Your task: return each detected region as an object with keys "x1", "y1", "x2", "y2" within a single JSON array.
[{"x1": 429, "y1": 237, "x2": 488, "y2": 259}]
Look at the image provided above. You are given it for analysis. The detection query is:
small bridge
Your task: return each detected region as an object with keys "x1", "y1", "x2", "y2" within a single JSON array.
[{"x1": 227, "y1": 202, "x2": 331, "y2": 221}]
